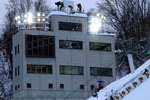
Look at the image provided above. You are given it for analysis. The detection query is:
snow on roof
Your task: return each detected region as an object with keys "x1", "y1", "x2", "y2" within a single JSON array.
[
  {"x1": 98, "y1": 32, "x2": 115, "y2": 36},
  {"x1": 46, "y1": 11, "x2": 87, "y2": 18},
  {"x1": 87, "y1": 59, "x2": 150, "y2": 100}
]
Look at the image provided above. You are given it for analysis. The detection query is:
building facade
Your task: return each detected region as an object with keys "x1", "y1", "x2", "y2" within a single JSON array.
[{"x1": 12, "y1": 11, "x2": 116, "y2": 100}]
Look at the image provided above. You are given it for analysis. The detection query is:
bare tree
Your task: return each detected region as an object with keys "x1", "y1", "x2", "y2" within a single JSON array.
[
  {"x1": 97, "y1": 0, "x2": 150, "y2": 77},
  {"x1": 0, "y1": 51, "x2": 12, "y2": 100},
  {"x1": 34, "y1": 0, "x2": 50, "y2": 13}
]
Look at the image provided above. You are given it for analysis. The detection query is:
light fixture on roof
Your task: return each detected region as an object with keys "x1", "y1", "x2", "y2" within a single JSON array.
[
  {"x1": 42, "y1": 13, "x2": 45, "y2": 16},
  {"x1": 27, "y1": 12, "x2": 33, "y2": 24},
  {"x1": 24, "y1": 20, "x2": 27, "y2": 23},
  {"x1": 24, "y1": 14, "x2": 27, "y2": 18},
  {"x1": 88, "y1": 14, "x2": 106, "y2": 34},
  {"x1": 37, "y1": 13, "x2": 41, "y2": 17},
  {"x1": 15, "y1": 17, "x2": 18, "y2": 20},
  {"x1": 15, "y1": 12, "x2": 49, "y2": 30},
  {"x1": 18, "y1": 20, "x2": 21, "y2": 24},
  {"x1": 89, "y1": 16, "x2": 102, "y2": 33},
  {"x1": 37, "y1": 18, "x2": 41, "y2": 22},
  {"x1": 96, "y1": 13, "x2": 100, "y2": 17},
  {"x1": 27, "y1": 17, "x2": 33, "y2": 24},
  {"x1": 18, "y1": 16, "x2": 20, "y2": 19},
  {"x1": 42, "y1": 18, "x2": 45, "y2": 21}
]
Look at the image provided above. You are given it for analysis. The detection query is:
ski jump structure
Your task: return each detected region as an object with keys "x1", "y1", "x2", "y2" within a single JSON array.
[{"x1": 105, "y1": 66, "x2": 150, "y2": 100}]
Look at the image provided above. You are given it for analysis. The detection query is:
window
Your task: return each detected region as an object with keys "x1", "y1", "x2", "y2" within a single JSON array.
[
  {"x1": 80, "y1": 85, "x2": 84, "y2": 90},
  {"x1": 60, "y1": 84, "x2": 64, "y2": 89},
  {"x1": 15, "y1": 46, "x2": 17, "y2": 55},
  {"x1": 18, "y1": 85, "x2": 20, "y2": 89},
  {"x1": 59, "y1": 40, "x2": 82, "y2": 49},
  {"x1": 15, "y1": 86, "x2": 17, "y2": 91},
  {"x1": 18, "y1": 44, "x2": 19, "y2": 53},
  {"x1": 90, "y1": 67, "x2": 113, "y2": 76},
  {"x1": 26, "y1": 35, "x2": 55, "y2": 57},
  {"x1": 90, "y1": 85, "x2": 94, "y2": 90},
  {"x1": 18, "y1": 66, "x2": 20, "y2": 75},
  {"x1": 15, "y1": 67, "x2": 17, "y2": 76},
  {"x1": 89, "y1": 42, "x2": 111, "y2": 51},
  {"x1": 27, "y1": 64, "x2": 52, "y2": 74},
  {"x1": 59, "y1": 22, "x2": 82, "y2": 32},
  {"x1": 27, "y1": 83, "x2": 31, "y2": 88},
  {"x1": 60, "y1": 65, "x2": 83, "y2": 75},
  {"x1": 49, "y1": 84, "x2": 53, "y2": 89}
]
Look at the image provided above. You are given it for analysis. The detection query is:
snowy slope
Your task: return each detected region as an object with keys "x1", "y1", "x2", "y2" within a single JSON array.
[
  {"x1": 122, "y1": 77, "x2": 150, "y2": 100},
  {"x1": 87, "y1": 59, "x2": 150, "y2": 100}
]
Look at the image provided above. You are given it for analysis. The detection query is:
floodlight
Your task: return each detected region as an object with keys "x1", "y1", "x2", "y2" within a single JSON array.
[
  {"x1": 27, "y1": 18, "x2": 33, "y2": 24},
  {"x1": 15, "y1": 16, "x2": 18, "y2": 20},
  {"x1": 24, "y1": 20, "x2": 27, "y2": 23},
  {"x1": 18, "y1": 20, "x2": 21, "y2": 24},
  {"x1": 89, "y1": 16, "x2": 102, "y2": 33},
  {"x1": 42, "y1": 13, "x2": 45, "y2": 16},
  {"x1": 27, "y1": 12, "x2": 33, "y2": 24},
  {"x1": 18, "y1": 16, "x2": 20, "y2": 19},
  {"x1": 37, "y1": 13, "x2": 41, "y2": 17},
  {"x1": 24, "y1": 14, "x2": 27, "y2": 18},
  {"x1": 37, "y1": 18, "x2": 41, "y2": 22},
  {"x1": 42, "y1": 18, "x2": 45, "y2": 21},
  {"x1": 96, "y1": 13, "x2": 100, "y2": 17}
]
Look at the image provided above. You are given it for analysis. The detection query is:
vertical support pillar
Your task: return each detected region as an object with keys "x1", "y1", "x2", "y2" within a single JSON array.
[{"x1": 127, "y1": 54, "x2": 135, "y2": 73}]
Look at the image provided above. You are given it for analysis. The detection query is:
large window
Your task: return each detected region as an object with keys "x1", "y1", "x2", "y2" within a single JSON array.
[
  {"x1": 59, "y1": 40, "x2": 83, "y2": 49},
  {"x1": 89, "y1": 42, "x2": 111, "y2": 51},
  {"x1": 27, "y1": 64, "x2": 52, "y2": 74},
  {"x1": 26, "y1": 35, "x2": 55, "y2": 57},
  {"x1": 59, "y1": 22, "x2": 82, "y2": 32},
  {"x1": 90, "y1": 67, "x2": 113, "y2": 76},
  {"x1": 60, "y1": 65, "x2": 83, "y2": 75}
]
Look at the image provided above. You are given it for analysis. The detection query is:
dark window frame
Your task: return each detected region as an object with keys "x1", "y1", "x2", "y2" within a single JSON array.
[
  {"x1": 60, "y1": 65, "x2": 84, "y2": 75},
  {"x1": 89, "y1": 42, "x2": 112, "y2": 52},
  {"x1": 80, "y1": 85, "x2": 84, "y2": 90},
  {"x1": 60, "y1": 84, "x2": 64, "y2": 89},
  {"x1": 90, "y1": 67, "x2": 113, "y2": 77},
  {"x1": 26, "y1": 35, "x2": 55, "y2": 58},
  {"x1": 18, "y1": 44, "x2": 19, "y2": 53},
  {"x1": 15, "y1": 86, "x2": 17, "y2": 91},
  {"x1": 27, "y1": 64, "x2": 53, "y2": 74},
  {"x1": 15, "y1": 67, "x2": 17, "y2": 76},
  {"x1": 27, "y1": 83, "x2": 31, "y2": 88},
  {"x1": 90, "y1": 85, "x2": 94, "y2": 90},
  {"x1": 59, "y1": 40, "x2": 83, "y2": 50},
  {"x1": 59, "y1": 22, "x2": 82, "y2": 32},
  {"x1": 49, "y1": 83, "x2": 53, "y2": 89},
  {"x1": 15, "y1": 46, "x2": 17, "y2": 55},
  {"x1": 18, "y1": 66, "x2": 20, "y2": 75}
]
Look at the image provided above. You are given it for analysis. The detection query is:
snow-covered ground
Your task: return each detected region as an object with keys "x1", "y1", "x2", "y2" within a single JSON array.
[{"x1": 87, "y1": 59, "x2": 150, "y2": 100}]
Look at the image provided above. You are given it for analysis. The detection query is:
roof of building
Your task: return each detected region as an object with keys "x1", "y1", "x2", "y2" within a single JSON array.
[{"x1": 46, "y1": 11, "x2": 87, "y2": 18}]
